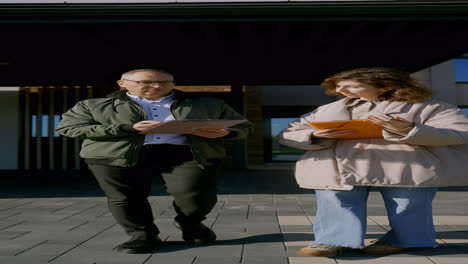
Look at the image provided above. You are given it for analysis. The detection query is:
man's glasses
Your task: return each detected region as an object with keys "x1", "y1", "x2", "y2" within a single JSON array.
[{"x1": 123, "y1": 79, "x2": 175, "y2": 86}]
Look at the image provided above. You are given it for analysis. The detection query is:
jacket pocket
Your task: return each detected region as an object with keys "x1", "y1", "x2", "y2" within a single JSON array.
[{"x1": 80, "y1": 139, "x2": 133, "y2": 160}]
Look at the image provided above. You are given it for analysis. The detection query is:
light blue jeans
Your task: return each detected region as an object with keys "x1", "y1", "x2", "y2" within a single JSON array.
[{"x1": 313, "y1": 187, "x2": 438, "y2": 248}]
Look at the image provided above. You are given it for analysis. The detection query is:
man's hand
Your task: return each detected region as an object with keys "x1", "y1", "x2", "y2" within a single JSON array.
[
  {"x1": 312, "y1": 128, "x2": 357, "y2": 138},
  {"x1": 188, "y1": 128, "x2": 230, "y2": 138},
  {"x1": 133, "y1": 120, "x2": 162, "y2": 131}
]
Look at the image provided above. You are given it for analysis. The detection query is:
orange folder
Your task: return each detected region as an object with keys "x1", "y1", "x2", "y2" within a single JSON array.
[{"x1": 309, "y1": 120, "x2": 383, "y2": 139}]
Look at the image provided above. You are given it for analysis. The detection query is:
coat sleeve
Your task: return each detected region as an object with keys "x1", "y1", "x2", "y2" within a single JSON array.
[
  {"x1": 217, "y1": 101, "x2": 255, "y2": 141},
  {"x1": 278, "y1": 111, "x2": 336, "y2": 150},
  {"x1": 55, "y1": 100, "x2": 140, "y2": 140},
  {"x1": 383, "y1": 102, "x2": 468, "y2": 146}
]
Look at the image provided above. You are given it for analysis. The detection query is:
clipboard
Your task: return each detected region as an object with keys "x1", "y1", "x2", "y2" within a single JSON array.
[
  {"x1": 141, "y1": 119, "x2": 247, "y2": 134},
  {"x1": 309, "y1": 120, "x2": 383, "y2": 139}
]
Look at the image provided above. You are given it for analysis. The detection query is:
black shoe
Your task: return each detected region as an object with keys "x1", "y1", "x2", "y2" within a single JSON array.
[
  {"x1": 115, "y1": 235, "x2": 163, "y2": 254},
  {"x1": 174, "y1": 221, "x2": 216, "y2": 244}
]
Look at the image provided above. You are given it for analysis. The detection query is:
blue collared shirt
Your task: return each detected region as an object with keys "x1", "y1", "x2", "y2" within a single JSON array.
[{"x1": 126, "y1": 92, "x2": 188, "y2": 145}]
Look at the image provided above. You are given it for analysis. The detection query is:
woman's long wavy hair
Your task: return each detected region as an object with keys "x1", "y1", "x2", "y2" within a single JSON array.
[{"x1": 321, "y1": 68, "x2": 433, "y2": 103}]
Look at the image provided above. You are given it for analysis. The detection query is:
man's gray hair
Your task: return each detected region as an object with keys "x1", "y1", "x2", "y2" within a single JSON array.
[{"x1": 120, "y1": 69, "x2": 174, "y2": 80}]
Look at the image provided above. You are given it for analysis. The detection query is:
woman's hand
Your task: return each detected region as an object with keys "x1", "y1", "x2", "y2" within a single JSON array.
[
  {"x1": 367, "y1": 115, "x2": 414, "y2": 132},
  {"x1": 312, "y1": 128, "x2": 357, "y2": 138},
  {"x1": 133, "y1": 120, "x2": 162, "y2": 131},
  {"x1": 189, "y1": 128, "x2": 230, "y2": 138}
]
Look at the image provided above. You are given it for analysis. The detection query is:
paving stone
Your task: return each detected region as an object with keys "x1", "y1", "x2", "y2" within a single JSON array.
[
  {"x1": 428, "y1": 255, "x2": 468, "y2": 264},
  {"x1": 405, "y1": 244, "x2": 468, "y2": 256},
  {"x1": 0, "y1": 219, "x2": 28, "y2": 230},
  {"x1": 274, "y1": 210, "x2": 309, "y2": 216},
  {"x1": 278, "y1": 215, "x2": 311, "y2": 226},
  {"x1": 145, "y1": 255, "x2": 195, "y2": 264},
  {"x1": 243, "y1": 241, "x2": 287, "y2": 256},
  {"x1": 283, "y1": 232, "x2": 314, "y2": 247},
  {"x1": 213, "y1": 226, "x2": 246, "y2": 233},
  {"x1": 246, "y1": 223, "x2": 281, "y2": 234},
  {"x1": 365, "y1": 225, "x2": 388, "y2": 233},
  {"x1": 51, "y1": 251, "x2": 151, "y2": 264},
  {"x1": 0, "y1": 255, "x2": 52, "y2": 264},
  {"x1": 0, "y1": 238, "x2": 46, "y2": 256},
  {"x1": 1, "y1": 170, "x2": 468, "y2": 264},
  {"x1": 16, "y1": 240, "x2": 81, "y2": 259},
  {"x1": 7, "y1": 219, "x2": 88, "y2": 233},
  {"x1": 193, "y1": 256, "x2": 240, "y2": 264},
  {"x1": 247, "y1": 210, "x2": 277, "y2": 217},
  {"x1": 242, "y1": 256, "x2": 288, "y2": 264},
  {"x1": 434, "y1": 216, "x2": 468, "y2": 225},
  {"x1": 0, "y1": 201, "x2": 33, "y2": 212},
  {"x1": 336, "y1": 256, "x2": 436, "y2": 263},
  {"x1": 0, "y1": 230, "x2": 30, "y2": 240},
  {"x1": 289, "y1": 256, "x2": 337, "y2": 264},
  {"x1": 280, "y1": 225, "x2": 314, "y2": 233},
  {"x1": 158, "y1": 240, "x2": 243, "y2": 258},
  {"x1": 215, "y1": 215, "x2": 247, "y2": 224}
]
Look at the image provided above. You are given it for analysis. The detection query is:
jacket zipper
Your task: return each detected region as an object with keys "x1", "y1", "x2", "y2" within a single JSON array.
[
  {"x1": 170, "y1": 99, "x2": 203, "y2": 166},
  {"x1": 126, "y1": 100, "x2": 147, "y2": 166}
]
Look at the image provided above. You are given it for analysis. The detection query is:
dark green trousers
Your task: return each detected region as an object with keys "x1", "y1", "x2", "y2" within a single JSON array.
[{"x1": 87, "y1": 144, "x2": 219, "y2": 238}]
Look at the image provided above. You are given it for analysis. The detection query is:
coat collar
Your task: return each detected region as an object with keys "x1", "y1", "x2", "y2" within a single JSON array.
[
  {"x1": 107, "y1": 89, "x2": 188, "y2": 101},
  {"x1": 316, "y1": 98, "x2": 412, "y2": 121}
]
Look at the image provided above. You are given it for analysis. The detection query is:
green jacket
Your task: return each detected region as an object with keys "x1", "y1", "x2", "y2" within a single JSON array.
[{"x1": 55, "y1": 89, "x2": 254, "y2": 167}]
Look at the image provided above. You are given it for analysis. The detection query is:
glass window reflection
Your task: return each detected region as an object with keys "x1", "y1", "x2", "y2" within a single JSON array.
[{"x1": 271, "y1": 118, "x2": 306, "y2": 161}]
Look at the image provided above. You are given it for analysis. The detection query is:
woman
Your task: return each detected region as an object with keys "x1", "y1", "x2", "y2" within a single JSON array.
[{"x1": 278, "y1": 67, "x2": 468, "y2": 257}]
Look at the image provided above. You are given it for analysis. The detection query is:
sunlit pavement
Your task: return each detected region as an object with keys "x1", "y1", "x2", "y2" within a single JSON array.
[{"x1": 1, "y1": 168, "x2": 467, "y2": 264}]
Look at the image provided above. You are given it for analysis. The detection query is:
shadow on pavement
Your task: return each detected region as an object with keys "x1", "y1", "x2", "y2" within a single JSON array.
[
  {"x1": 150, "y1": 233, "x2": 468, "y2": 256},
  {"x1": 0, "y1": 168, "x2": 316, "y2": 198},
  {"x1": 1, "y1": 169, "x2": 467, "y2": 198}
]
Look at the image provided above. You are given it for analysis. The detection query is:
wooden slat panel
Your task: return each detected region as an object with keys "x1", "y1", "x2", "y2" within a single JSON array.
[
  {"x1": 23, "y1": 88, "x2": 31, "y2": 170},
  {"x1": 87, "y1": 85, "x2": 93, "y2": 99},
  {"x1": 175, "y1": 85, "x2": 230, "y2": 92},
  {"x1": 48, "y1": 87, "x2": 55, "y2": 170},
  {"x1": 73, "y1": 87, "x2": 80, "y2": 170},
  {"x1": 36, "y1": 88, "x2": 43, "y2": 170},
  {"x1": 61, "y1": 87, "x2": 68, "y2": 170},
  {"x1": 20, "y1": 85, "x2": 93, "y2": 171}
]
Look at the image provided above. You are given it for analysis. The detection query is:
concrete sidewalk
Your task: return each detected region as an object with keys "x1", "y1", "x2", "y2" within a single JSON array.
[{"x1": 0, "y1": 168, "x2": 467, "y2": 264}]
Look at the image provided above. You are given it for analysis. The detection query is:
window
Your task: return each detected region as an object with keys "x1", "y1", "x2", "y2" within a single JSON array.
[
  {"x1": 31, "y1": 115, "x2": 61, "y2": 137},
  {"x1": 270, "y1": 118, "x2": 306, "y2": 161},
  {"x1": 461, "y1": 108, "x2": 468, "y2": 116},
  {"x1": 454, "y1": 53, "x2": 468, "y2": 82}
]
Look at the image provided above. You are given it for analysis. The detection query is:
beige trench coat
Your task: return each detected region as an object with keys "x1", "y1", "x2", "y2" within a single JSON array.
[{"x1": 278, "y1": 98, "x2": 468, "y2": 190}]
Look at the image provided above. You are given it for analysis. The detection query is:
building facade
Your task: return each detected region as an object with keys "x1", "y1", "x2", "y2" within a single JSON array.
[
  {"x1": 1, "y1": 1, "x2": 468, "y2": 171},
  {"x1": 2, "y1": 57, "x2": 468, "y2": 170}
]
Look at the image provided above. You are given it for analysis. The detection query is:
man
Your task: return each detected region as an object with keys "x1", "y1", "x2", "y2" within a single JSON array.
[{"x1": 55, "y1": 69, "x2": 254, "y2": 254}]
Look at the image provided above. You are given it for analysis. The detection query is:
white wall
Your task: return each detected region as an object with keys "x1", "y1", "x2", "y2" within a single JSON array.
[
  {"x1": 431, "y1": 60, "x2": 457, "y2": 105},
  {"x1": 0, "y1": 88, "x2": 20, "y2": 170},
  {"x1": 457, "y1": 83, "x2": 468, "y2": 106},
  {"x1": 260, "y1": 62, "x2": 466, "y2": 108}
]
